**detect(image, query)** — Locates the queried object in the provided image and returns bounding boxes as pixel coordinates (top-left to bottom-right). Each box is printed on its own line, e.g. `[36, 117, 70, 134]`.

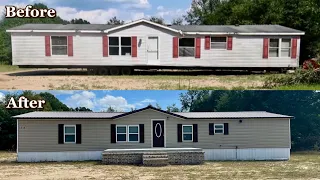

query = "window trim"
[51, 36, 68, 56]
[108, 36, 132, 56]
[116, 125, 127, 142]
[214, 124, 224, 134]
[178, 38, 195, 57]
[269, 38, 292, 58]
[210, 36, 227, 50]
[128, 125, 139, 142]
[182, 125, 193, 142]
[64, 125, 76, 144]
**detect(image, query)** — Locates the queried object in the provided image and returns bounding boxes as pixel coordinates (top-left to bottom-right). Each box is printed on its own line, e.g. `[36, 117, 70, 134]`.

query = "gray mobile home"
[14, 106, 293, 164]
[7, 19, 304, 75]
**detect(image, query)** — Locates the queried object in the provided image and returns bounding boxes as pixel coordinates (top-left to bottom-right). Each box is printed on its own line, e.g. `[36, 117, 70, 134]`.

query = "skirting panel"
[203, 148, 290, 161]
[17, 151, 103, 162]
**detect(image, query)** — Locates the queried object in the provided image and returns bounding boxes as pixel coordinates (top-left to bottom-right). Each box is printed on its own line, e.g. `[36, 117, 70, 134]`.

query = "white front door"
[147, 37, 159, 65]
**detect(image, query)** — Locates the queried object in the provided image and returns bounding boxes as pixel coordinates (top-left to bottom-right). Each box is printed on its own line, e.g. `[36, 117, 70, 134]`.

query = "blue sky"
[0, 0, 192, 23]
[0, 90, 185, 112]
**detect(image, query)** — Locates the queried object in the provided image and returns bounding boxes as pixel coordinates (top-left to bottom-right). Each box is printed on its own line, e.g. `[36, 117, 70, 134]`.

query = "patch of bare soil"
[0, 69, 264, 90]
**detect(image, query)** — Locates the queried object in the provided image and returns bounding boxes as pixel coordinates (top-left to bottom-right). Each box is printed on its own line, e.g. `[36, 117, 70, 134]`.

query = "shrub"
[264, 68, 320, 88]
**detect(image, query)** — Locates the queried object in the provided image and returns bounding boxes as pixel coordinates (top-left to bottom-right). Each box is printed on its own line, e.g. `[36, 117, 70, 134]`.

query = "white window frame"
[64, 125, 76, 143]
[51, 36, 68, 56]
[214, 124, 224, 134]
[182, 125, 193, 142]
[269, 38, 292, 58]
[128, 125, 139, 142]
[210, 36, 227, 49]
[179, 38, 195, 57]
[116, 125, 139, 142]
[109, 36, 132, 56]
[116, 125, 127, 142]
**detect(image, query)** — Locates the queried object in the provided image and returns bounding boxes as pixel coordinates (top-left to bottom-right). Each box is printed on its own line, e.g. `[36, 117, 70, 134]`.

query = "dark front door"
[153, 120, 165, 147]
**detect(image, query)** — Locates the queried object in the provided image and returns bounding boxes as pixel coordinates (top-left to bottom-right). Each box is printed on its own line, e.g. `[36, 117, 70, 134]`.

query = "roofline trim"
[6, 30, 32, 33]
[184, 32, 305, 36]
[79, 30, 103, 33]
[6, 30, 77, 33]
[104, 19, 182, 34]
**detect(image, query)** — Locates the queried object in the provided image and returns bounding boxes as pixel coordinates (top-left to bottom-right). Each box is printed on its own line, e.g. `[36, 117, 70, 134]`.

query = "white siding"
[11, 23, 300, 68]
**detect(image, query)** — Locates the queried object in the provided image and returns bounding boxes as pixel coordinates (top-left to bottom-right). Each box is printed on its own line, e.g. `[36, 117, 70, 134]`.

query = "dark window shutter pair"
[177, 124, 198, 142]
[58, 124, 81, 144]
[209, 123, 229, 135]
[110, 124, 144, 143]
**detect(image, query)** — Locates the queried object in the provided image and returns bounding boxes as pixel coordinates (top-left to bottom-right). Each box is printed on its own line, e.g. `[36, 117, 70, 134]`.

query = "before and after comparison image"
[0, 0, 320, 180]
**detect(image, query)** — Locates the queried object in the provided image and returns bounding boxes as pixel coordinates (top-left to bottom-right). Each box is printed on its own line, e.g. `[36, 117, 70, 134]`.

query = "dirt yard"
[0, 68, 265, 90]
[0, 152, 319, 180]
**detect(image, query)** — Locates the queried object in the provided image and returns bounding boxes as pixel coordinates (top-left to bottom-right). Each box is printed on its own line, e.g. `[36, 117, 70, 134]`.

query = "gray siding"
[11, 23, 299, 68]
[18, 109, 290, 152]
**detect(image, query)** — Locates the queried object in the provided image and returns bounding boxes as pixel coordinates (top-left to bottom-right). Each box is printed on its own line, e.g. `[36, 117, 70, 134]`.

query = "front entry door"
[152, 120, 165, 147]
[147, 37, 159, 65]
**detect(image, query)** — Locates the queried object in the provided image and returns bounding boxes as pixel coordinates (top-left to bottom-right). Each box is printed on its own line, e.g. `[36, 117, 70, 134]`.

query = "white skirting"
[17, 151, 103, 162]
[17, 148, 290, 162]
[203, 148, 290, 161]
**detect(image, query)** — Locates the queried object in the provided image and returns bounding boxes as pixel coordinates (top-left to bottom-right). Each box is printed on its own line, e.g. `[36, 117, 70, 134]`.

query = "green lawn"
[274, 84, 320, 90]
[0, 65, 23, 72]
[0, 151, 319, 180]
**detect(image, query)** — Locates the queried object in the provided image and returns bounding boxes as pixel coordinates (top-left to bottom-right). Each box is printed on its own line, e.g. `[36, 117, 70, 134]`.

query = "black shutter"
[111, 124, 116, 143]
[209, 123, 214, 135]
[177, 124, 182, 142]
[193, 124, 198, 142]
[139, 124, 144, 143]
[58, 124, 64, 144]
[76, 124, 81, 144]
[224, 123, 229, 135]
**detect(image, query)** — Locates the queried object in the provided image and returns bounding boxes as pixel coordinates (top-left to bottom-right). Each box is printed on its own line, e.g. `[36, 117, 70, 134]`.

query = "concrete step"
[143, 157, 169, 167]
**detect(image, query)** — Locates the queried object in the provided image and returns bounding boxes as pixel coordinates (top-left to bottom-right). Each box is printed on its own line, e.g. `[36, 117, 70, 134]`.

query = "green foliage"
[107, 17, 124, 25]
[166, 103, 180, 112]
[172, 18, 184, 25]
[70, 18, 90, 24]
[149, 16, 165, 25]
[185, 0, 320, 62]
[180, 90, 320, 151]
[264, 69, 320, 88]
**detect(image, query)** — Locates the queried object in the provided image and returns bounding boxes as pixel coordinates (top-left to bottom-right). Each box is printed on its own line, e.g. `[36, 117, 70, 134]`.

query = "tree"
[104, 106, 117, 112]
[70, 18, 90, 24]
[166, 103, 180, 112]
[155, 103, 162, 110]
[149, 16, 165, 25]
[70, 107, 92, 111]
[172, 17, 184, 25]
[107, 17, 124, 25]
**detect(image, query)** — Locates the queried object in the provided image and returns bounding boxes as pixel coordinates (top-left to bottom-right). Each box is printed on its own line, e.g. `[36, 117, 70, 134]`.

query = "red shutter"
[173, 37, 179, 58]
[132, 36, 138, 57]
[205, 36, 210, 50]
[103, 36, 108, 57]
[67, 36, 73, 57]
[195, 37, 201, 58]
[227, 36, 233, 50]
[291, 38, 298, 59]
[263, 38, 269, 59]
[45, 36, 51, 56]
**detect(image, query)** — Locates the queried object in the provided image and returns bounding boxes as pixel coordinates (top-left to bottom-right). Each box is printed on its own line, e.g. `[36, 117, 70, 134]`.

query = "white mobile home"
[14, 106, 293, 164]
[7, 19, 305, 75]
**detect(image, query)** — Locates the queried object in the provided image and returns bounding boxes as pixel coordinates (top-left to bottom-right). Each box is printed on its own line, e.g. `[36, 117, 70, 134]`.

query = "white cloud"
[105, 0, 150, 9]
[97, 95, 135, 111]
[55, 6, 118, 24]
[141, 99, 156, 103]
[157, 6, 164, 11]
[65, 91, 96, 109]
[0, 92, 5, 102]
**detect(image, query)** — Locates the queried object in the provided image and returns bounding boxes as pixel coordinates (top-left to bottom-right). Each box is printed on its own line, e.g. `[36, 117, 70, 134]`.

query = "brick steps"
[143, 152, 169, 166]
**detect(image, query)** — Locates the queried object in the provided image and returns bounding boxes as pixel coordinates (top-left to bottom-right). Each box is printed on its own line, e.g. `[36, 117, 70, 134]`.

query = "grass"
[273, 84, 320, 90]
[0, 151, 319, 180]
[0, 65, 22, 72]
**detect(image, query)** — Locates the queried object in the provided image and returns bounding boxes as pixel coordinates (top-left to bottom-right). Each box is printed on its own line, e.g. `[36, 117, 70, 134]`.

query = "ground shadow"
[7, 69, 266, 77]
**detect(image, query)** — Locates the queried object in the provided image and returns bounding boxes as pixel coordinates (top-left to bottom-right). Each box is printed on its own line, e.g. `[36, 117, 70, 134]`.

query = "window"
[121, 37, 132, 56]
[182, 125, 193, 141]
[64, 125, 76, 143]
[109, 37, 120, 55]
[269, 39, 279, 57]
[179, 38, 195, 57]
[116, 125, 127, 142]
[51, 36, 68, 55]
[109, 37, 132, 56]
[128, 125, 139, 142]
[211, 37, 227, 49]
[116, 125, 139, 142]
[214, 124, 224, 134]
[281, 39, 291, 57]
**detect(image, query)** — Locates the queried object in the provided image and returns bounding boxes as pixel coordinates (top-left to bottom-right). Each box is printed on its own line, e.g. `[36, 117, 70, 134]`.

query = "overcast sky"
[0, 0, 191, 23]
[0, 90, 185, 112]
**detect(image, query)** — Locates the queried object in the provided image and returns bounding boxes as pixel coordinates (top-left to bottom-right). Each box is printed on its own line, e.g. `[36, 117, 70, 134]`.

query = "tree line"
[179, 90, 320, 151]
[1, 0, 319, 64]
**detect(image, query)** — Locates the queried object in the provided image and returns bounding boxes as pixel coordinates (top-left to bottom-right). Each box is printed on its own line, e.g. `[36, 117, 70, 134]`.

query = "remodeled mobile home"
[6, 19, 305, 75]
[14, 106, 292, 164]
